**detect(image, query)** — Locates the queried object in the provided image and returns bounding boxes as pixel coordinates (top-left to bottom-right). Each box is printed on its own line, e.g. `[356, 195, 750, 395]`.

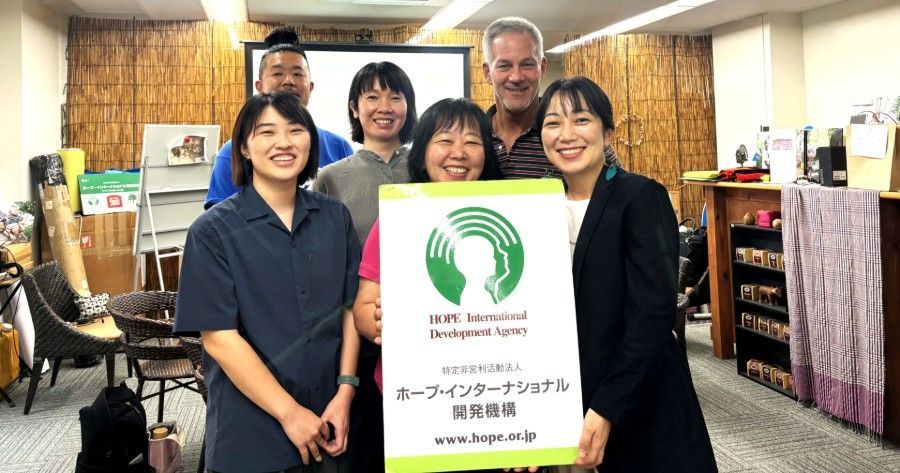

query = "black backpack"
[75, 384, 150, 473]
[678, 218, 709, 288]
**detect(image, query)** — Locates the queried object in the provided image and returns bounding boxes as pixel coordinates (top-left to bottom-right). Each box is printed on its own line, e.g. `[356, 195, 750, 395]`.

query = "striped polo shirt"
[487, 103, 622, 180]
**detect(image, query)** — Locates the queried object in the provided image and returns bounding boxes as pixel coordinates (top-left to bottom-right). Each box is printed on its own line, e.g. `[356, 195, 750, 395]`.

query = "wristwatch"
[336, 375, 360, 388]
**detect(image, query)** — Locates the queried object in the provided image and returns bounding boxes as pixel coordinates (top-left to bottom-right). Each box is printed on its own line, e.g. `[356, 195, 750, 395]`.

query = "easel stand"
[133, 125, 220, 305]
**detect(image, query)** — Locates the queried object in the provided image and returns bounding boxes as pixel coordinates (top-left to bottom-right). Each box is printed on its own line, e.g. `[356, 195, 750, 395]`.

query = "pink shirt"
[358, 220, 383, 392]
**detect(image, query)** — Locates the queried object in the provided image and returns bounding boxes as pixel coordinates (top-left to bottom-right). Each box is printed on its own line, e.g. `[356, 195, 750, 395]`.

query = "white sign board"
[379, 179, 583, 472]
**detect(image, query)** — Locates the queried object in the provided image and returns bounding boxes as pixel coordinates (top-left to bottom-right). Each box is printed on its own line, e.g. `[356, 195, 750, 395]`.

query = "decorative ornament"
[772, 218, 782, 230]
[742, 212, 755, 225]
[735, 144, 748, 166]
[614, 114, 645, 148]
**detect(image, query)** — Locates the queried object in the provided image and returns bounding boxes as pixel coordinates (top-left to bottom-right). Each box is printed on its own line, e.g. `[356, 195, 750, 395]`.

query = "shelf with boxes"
[731, 222, 796, 399]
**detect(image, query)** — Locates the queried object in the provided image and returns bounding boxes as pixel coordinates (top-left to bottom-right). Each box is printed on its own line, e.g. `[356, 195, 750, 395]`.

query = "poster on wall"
[379, 179, 583, 472]
[167, 135, 209, 166]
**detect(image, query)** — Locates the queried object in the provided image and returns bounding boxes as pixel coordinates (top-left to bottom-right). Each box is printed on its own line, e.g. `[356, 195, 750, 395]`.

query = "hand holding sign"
[373, 297, 383, 345]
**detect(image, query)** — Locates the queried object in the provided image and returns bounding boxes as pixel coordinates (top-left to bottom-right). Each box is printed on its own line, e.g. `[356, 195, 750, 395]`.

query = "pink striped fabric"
[782, 183, 885, 435]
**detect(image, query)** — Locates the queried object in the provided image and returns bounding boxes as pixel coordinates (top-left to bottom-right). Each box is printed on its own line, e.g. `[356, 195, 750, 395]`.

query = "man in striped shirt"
[482, 17, 620, 179]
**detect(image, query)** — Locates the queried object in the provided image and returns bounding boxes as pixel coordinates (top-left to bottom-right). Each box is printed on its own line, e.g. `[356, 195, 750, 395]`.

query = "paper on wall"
[849, 124, 889, 159]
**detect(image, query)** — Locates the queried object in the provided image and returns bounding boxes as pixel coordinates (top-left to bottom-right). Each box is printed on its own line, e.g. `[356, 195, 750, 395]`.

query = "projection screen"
[244, 42, 472, 150]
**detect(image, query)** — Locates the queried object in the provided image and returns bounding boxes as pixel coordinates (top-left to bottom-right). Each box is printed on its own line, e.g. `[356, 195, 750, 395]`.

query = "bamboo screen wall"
[64, 18, 489, 290]
[64, 17, 489, 172]
[563, 34, 716, 222]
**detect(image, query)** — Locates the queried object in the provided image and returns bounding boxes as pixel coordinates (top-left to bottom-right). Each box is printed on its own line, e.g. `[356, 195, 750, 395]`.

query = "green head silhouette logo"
[426, 207, 524, 305]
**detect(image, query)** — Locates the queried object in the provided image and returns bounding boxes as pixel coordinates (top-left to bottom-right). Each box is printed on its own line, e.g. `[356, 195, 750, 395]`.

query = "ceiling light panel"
[326, 0, 449, 5]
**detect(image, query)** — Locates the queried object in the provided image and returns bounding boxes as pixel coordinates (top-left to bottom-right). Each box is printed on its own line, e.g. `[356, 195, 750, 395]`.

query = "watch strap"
[337, 375, 359, 388]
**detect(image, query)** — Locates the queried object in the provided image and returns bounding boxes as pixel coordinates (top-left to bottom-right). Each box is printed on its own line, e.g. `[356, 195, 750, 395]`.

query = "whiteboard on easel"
[134, 124, 220, 292]
[135, 124, 220, 255]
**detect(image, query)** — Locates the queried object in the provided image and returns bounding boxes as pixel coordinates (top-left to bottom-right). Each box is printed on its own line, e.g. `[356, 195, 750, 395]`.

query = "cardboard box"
[736, 247, 755, 263]
[741, 284, 760, 301]
[768, 252, 784, 270]
[757, 316, 771, 334]
[79, 212, 137, 295]
[775, 371, 793, 391]
[78, 172, 140, 215]
[747, 359, 763, 378]
[770, 320, 784, 338]
[752, 249, 770, 265]
[742, 312, 758, 329]
[762, 364, 782, 384]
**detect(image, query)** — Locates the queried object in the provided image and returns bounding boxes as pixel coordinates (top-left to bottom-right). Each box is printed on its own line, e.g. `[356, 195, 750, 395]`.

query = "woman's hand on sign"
[574, 408, 611, 468]
[280, 404, 329, 465]
[373, 297, 383, 345]
[352, 278, 383, 345]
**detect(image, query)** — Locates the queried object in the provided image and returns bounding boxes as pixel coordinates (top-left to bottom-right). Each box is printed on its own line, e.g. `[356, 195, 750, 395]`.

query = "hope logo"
[425, 207, 524, 305]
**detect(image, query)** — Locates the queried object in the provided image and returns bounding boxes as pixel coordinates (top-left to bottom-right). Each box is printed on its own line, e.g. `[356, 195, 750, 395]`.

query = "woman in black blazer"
[536, 77, 717, 472]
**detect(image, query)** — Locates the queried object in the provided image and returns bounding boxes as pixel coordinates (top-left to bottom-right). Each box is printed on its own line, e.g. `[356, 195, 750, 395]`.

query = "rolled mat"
[59, 148, 86, 213]
[29, 154, 90, 296]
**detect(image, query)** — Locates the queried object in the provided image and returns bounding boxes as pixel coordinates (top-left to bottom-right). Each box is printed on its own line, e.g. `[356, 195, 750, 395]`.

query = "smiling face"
[240, 105, 310, 189]
[255, 51, 314, 106]
[540, 92, 610, 181]
[352, 80, 407, 146]
[483, 31, 547, 114]
[424, 122, 486, 183]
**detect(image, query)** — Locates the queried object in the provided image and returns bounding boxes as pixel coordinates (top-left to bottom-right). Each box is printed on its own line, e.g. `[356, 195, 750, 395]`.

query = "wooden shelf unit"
[731, 223, 795, 399]
[685, 181, 900, 444]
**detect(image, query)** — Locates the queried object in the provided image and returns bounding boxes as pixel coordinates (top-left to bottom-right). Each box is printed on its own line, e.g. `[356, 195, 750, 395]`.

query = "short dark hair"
[258, 26, 309, 79]
[231, 91, 319, 187]
[347, 61, 417, 144]
[536, 76, 615, 133]
[407, 98, 502, 183]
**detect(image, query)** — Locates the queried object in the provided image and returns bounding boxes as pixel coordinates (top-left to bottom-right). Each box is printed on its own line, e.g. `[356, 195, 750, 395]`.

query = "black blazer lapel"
[573, 165, 618, 293]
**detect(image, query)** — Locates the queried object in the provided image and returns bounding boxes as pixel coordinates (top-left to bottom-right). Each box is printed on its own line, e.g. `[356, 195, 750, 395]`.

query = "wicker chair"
[178, 336, 206, 400]
[20, 262, 123, 415]
[675, 257, 711, 351]
[179, 336, 207, 473]
[107, 291, 198, 422]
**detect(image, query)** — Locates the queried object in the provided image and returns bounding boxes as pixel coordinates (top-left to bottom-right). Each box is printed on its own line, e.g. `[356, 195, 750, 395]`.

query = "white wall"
[0, 0, 66, 203]
[712, 0, 900, 169]
[712, 15, 767, 168]
[712, 12, 808, 169]
[802, 0, 900, 126]
[764, 12, 805, 130]
[0, 0, 24, 202]
[22, 0, 67, 188]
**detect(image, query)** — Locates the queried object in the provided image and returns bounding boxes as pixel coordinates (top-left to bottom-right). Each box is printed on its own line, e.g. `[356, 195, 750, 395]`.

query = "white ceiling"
[39, 0, 846, 38]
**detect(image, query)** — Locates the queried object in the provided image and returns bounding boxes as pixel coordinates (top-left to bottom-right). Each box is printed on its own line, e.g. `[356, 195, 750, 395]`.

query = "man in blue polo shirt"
[204, 27, 352, 210]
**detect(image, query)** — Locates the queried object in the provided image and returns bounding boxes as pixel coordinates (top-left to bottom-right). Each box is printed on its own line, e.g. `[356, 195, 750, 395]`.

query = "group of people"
[175, 15, 717, 473]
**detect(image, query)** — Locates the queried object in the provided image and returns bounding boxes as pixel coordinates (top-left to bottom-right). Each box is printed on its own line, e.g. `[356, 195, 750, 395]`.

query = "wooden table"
[687, 181, 900, 443]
